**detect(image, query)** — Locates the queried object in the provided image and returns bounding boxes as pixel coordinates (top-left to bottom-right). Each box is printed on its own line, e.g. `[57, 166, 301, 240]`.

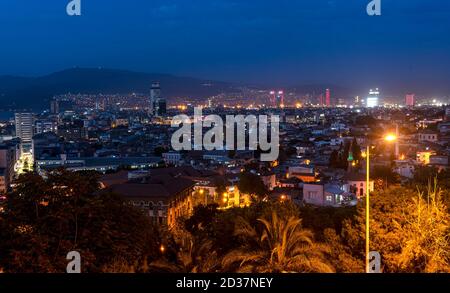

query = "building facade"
[15, 113, 34, 153]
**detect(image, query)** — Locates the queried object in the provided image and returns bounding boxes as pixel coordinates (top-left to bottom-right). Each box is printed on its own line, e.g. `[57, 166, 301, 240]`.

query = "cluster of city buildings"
[1, 83, 450, 226]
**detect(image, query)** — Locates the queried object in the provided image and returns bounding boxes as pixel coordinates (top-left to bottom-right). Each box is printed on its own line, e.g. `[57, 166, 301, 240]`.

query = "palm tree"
[150, 230, 219, 273]
[222, 212, 334, 273]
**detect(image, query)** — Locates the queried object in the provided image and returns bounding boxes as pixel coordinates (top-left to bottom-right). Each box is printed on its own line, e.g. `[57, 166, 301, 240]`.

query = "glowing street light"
[384, 134, 397, 142]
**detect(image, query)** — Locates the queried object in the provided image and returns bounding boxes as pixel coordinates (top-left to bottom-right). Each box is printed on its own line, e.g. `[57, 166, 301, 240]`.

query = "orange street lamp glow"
[384, 134, 397, 142]
[160, 244, 165, 253]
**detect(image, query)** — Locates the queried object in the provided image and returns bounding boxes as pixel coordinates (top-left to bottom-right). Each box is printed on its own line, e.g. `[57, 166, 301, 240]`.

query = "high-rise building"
[50, 99, 59, 114]
[269, 91, 276, 107]
[15, 113, 34, 153]
[366, 88, 380, 108]
[150, 82, 161, 114]
[154, 98, 167, 117]
[325, 89, 331, 107]
[276, 91, 285, 108]
[269, 90, 284, 108]
[405, 94, 415, 107]
[150, 82, 167, 117]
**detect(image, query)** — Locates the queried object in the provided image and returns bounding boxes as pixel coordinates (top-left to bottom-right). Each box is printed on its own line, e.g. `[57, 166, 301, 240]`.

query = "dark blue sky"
[1, 0, 450, 94]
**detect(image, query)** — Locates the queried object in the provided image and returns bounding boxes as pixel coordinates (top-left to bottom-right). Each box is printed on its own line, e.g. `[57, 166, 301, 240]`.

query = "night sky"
[1, 0, 450, 94]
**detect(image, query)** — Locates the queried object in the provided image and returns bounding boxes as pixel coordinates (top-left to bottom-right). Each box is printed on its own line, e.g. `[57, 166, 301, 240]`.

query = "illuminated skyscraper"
[269, 91, 276, 107]
[14, 113, 34, 153]
[366, 88, 380, 108]
[50, 99, 59, 114]
[270, 90, 285, 108]
[150, 82, 161, 113]
[405, 93, 415, 107]
[150, 82, 167, 117]
[325, 89, 331, 107]
[276, 91, 285, 108]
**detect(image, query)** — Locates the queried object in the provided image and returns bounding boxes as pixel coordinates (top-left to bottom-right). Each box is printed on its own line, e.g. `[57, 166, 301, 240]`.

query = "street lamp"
[384, 134, 397, 142]
[365, 134, 397, 273]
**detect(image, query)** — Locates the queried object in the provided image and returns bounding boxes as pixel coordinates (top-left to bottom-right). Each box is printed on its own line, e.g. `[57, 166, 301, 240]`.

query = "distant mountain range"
[0, 68, 238, 110]
[0, 68, 354, 110]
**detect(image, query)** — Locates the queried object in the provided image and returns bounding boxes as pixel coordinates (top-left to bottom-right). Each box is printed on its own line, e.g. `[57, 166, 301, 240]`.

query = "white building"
[342, 173, 375, 199]
[394, 160, 415, 179]
[303, 183, 357, 207]
[366, 88, 380, 108]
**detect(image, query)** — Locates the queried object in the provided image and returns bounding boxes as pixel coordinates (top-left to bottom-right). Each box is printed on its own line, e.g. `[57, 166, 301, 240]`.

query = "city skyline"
[1, 0, 450, 280]
[1, 0, 450, 95]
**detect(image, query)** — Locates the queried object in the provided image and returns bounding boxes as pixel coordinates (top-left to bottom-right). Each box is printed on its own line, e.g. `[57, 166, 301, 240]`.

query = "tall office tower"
[405, 93, 415, 107]
[270, 91, 276, 107]
[325, 89, 331, 107]
[50, 99, 59, 114]
[366, 88, 380, 108]
[276, 91, 285, 108]
[154, 98, 167, 117]
[150, 82, 167, 117]
[15, 113, 34, 153]
[150, 82, 161, 114]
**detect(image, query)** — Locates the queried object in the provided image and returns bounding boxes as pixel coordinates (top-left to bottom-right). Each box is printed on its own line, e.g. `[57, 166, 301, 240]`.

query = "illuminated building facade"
[14, 113, 34, 153]
[405, 94, 415, 107]
[366, 88, 380, 108]
[270, 90, 285, 108]
[325, 88, 331, 107]
[150, 82, 167, 117]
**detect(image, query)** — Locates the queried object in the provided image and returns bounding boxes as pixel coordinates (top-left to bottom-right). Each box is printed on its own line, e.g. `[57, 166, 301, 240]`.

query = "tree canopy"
[0, 170, 161, 273]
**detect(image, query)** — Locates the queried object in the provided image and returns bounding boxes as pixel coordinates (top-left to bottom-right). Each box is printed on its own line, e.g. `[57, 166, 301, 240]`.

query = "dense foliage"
[0, 170, 161, 273]
[1, 170, 449, 273]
